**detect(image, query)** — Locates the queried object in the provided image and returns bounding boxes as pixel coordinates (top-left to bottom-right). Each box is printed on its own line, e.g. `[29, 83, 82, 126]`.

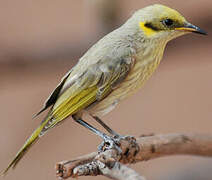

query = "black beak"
[175, 23, 207, 35]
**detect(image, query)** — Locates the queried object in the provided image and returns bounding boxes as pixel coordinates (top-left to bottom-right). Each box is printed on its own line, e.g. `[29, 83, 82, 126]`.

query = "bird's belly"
[88, 57, 161, 117]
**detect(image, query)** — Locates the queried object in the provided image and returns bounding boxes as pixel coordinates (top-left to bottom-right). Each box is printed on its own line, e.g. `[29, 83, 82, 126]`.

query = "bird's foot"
[98, 134, 121, 153]
[72, 115, 138, 157]
[98, 134, 137, 156]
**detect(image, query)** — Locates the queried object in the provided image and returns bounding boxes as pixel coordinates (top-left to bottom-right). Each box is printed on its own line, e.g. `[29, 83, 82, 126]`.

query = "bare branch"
[99, 162, 146, 180]
[56, 133, 212, 179]
[134, 133, 212, 162]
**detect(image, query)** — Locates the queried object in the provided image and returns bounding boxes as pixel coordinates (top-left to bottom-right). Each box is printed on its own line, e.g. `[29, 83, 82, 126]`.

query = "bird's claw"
[98, 134, 134, 154]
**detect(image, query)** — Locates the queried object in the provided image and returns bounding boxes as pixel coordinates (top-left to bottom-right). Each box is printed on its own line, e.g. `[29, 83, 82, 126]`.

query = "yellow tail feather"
[1, 124, 44, 176]
[1, 86, 98, 176]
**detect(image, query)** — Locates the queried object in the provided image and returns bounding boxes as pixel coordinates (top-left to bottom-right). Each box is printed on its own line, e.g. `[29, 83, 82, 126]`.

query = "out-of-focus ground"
[0, 0, 212, 180]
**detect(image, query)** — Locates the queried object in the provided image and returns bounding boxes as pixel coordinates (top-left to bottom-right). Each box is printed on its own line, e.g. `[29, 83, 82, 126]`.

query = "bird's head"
[129, 4, 207, 43]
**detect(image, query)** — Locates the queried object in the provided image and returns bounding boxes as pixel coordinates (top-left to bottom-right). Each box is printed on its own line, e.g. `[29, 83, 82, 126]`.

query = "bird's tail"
[1, 116, 50, 176]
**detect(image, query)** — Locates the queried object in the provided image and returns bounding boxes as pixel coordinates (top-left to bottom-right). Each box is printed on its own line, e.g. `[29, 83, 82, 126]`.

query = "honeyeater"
[2, 4, 207, 175]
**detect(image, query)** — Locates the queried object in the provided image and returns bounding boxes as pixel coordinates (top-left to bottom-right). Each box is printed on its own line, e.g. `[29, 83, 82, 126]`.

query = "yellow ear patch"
[139, 22, 156, 37]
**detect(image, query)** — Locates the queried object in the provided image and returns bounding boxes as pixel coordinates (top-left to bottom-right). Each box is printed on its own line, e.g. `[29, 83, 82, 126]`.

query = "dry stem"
[56, 133, 212, 180]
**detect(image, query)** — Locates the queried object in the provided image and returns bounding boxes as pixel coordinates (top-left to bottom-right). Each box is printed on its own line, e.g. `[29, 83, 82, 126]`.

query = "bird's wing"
[33, 70, 72, 117]
[96, 56, 134, 100]
[40, 56, 134, 134]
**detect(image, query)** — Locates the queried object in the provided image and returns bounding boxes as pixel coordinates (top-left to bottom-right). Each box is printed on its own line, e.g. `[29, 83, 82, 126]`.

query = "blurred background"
[0, 0, 212, 179]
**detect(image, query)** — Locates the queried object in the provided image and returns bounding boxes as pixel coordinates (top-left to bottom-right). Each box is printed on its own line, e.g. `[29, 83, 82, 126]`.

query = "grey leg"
[72, 115, 122, 152]
[72, 115, 107, 139]
[92, 116, 119, 137]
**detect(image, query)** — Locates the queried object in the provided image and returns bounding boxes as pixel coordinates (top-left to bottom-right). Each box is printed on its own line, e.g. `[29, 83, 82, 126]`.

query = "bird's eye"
[163, 19, 174, 27]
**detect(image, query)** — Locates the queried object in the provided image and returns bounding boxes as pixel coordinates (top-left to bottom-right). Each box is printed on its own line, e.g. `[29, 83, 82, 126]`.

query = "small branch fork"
[55, 133, 212, 180]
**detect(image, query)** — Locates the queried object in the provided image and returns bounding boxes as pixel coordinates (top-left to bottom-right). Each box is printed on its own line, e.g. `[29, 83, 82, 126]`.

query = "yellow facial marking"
[139, 22, 156, 37]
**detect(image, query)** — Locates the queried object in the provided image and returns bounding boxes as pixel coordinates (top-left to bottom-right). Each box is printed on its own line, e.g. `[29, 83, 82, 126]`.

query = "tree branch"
[55, 133, 212, 179]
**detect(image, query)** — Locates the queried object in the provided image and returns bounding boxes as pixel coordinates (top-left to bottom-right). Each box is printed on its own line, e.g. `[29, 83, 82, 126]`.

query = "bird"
[2, 4, 207, 175]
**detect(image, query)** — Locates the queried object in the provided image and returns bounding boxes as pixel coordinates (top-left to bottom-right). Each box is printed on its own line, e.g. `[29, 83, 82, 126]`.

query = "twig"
[56, 133, 212, 179]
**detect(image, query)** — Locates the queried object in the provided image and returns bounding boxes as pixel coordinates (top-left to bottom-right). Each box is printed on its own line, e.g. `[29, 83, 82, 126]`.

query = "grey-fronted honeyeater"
[2, 4, 207, 175]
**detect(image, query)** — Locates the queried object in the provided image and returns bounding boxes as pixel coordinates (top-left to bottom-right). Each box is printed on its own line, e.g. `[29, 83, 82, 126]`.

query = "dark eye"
[163, 19, 174, 27]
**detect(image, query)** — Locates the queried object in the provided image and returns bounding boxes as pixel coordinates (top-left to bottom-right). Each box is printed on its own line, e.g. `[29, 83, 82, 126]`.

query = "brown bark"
[56, 133, 212, 180]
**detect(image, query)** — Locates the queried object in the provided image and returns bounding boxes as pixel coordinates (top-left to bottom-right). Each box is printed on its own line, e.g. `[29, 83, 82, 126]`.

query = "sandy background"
[0, 0, 212, 180]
